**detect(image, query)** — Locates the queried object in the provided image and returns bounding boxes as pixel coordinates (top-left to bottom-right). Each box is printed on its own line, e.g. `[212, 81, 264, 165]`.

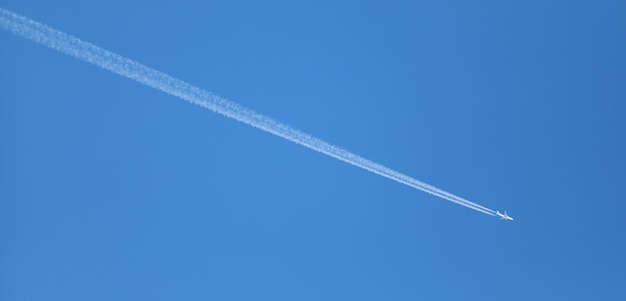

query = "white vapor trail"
[1, 7, 497, 217]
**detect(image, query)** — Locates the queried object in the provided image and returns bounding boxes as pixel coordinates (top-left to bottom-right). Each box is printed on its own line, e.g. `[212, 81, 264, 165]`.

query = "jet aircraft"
[496, 210, 514, 221]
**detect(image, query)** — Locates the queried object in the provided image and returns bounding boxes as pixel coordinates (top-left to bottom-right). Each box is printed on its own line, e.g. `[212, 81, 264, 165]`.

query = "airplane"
[496, 210, 514, 221]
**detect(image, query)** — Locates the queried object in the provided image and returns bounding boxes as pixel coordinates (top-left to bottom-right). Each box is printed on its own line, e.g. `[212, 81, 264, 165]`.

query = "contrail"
[1, 7, 497, 217]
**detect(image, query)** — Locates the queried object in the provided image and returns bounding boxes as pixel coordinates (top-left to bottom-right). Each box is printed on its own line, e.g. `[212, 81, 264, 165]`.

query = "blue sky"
[2, 1, 625, 300]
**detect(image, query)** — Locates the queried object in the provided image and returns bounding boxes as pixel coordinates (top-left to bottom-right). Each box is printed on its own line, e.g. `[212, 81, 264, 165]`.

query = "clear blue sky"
[2, 1, 625, 300]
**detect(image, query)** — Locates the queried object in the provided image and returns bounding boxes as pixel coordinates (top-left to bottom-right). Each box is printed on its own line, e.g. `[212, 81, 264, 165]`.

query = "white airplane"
[496, 210, 514, 221]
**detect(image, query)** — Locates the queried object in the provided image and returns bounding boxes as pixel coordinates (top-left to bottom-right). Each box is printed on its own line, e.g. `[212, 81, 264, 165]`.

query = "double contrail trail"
[1, 7, 498, 217]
